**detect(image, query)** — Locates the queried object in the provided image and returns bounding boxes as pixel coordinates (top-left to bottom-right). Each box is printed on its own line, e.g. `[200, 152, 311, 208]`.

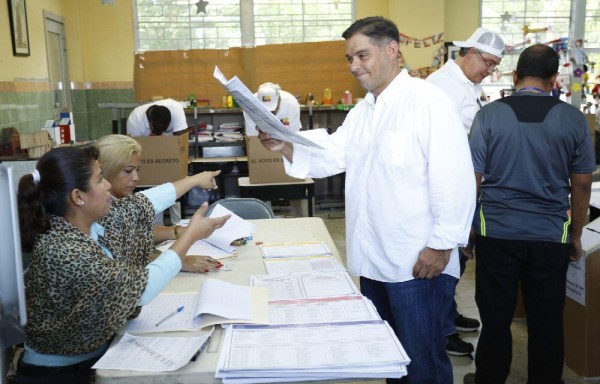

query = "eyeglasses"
[475, 50, 500, 71]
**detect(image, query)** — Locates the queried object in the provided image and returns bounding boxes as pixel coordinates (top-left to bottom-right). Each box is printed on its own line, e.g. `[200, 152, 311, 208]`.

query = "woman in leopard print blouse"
[16, 145, 230, 384]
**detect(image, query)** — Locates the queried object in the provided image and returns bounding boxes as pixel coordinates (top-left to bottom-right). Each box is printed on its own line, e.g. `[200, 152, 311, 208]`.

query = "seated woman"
[16, 145, 230, 384]
[96, 134, 220, 273]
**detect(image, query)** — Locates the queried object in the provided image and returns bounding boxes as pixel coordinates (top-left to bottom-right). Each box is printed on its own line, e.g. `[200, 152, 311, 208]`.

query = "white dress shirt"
[427, 59, 484, 134]
[285, 71, 475, 283]
[127, 99, 188, 137]
[244, 90, 301, 136]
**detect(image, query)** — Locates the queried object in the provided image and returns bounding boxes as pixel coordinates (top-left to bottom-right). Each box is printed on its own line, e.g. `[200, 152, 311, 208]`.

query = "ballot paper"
[259, 241, 331, 258]
[213, 66, 322, 149]
[263, 255, 345, 275]
[92, 331, 211, 372]
[124, 278, 269, 333]
[251, 271, 361, 301]
[268, 295, 381, 325]
[215, 320, 410, 382]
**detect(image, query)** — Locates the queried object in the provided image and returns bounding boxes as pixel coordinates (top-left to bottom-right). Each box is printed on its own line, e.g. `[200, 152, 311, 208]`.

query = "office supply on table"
[215, 320, 410, 383]
[263, 255, 345, 275]
[213, 66, 322, 149]
[251, 271, 361, 300]
[155, 305, 184, 327]
[125, 278, 269, 333]
[93, 331, 212, 372]
[259, 241, 331, 258]
[268, 295, 381, 325]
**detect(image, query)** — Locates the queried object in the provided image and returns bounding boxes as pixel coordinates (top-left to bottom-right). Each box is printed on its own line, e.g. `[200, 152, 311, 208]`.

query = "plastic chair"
[205, 198, 275, 219]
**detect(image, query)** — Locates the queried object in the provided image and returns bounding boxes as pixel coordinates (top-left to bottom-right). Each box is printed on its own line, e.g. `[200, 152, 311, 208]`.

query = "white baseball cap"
[453, 28, 506, 59]
[256, 82, 281, 112]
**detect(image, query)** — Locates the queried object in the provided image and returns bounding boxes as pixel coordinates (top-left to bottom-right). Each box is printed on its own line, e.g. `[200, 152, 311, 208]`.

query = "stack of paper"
[215, 320, 410, 383]
[251, 271, 361, 301]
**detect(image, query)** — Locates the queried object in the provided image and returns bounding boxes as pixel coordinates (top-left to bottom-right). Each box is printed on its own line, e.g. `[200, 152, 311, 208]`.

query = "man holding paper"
[257, 17, 475, 383]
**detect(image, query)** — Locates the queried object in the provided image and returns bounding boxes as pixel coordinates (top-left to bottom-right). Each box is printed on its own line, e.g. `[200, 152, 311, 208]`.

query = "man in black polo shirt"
[464, 44, 595, 384]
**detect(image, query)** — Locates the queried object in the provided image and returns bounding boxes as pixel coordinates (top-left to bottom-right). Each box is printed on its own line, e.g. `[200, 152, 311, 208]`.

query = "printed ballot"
[125, 278, 269, 333]
[213, 66, 322, 149]
[259, 241, 331, 258]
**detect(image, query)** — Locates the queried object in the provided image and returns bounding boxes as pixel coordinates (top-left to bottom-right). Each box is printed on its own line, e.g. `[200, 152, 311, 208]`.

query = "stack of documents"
[216, 321, 410, 383]
[259, 241, 345, 275]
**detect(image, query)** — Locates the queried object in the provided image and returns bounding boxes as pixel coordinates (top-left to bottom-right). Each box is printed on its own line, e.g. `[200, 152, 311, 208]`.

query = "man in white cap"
[243, 82, 301, 136]
[427, 27, 505, 357]
[243, 83, 304, 216]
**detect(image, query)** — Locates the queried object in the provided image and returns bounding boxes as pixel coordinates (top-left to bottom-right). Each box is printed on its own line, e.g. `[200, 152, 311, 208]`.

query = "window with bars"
[134, 0, 353, 51]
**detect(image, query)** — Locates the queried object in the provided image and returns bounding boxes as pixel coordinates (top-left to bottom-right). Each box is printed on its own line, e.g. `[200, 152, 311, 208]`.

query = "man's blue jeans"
[444, 251, 468, 336]
[360, 274, 455, 384]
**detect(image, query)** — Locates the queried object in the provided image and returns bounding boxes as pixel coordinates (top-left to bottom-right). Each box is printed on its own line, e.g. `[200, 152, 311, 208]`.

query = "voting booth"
[564, 218, 600, 378]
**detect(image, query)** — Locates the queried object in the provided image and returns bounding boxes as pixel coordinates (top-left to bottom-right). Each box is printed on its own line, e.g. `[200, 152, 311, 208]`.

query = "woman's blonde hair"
[96, 134, 142, 183]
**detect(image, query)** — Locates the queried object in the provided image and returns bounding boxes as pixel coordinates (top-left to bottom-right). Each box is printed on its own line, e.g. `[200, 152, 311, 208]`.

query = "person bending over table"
[96, 134, 222, 274]
[16, 145, 230, 384]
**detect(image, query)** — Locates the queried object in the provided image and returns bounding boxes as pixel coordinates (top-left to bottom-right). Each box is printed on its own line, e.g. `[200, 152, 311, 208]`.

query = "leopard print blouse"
[25, 193, 156, 355]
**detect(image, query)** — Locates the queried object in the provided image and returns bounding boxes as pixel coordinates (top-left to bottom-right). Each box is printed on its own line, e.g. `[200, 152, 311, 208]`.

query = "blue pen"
[155, 306, 185, 327]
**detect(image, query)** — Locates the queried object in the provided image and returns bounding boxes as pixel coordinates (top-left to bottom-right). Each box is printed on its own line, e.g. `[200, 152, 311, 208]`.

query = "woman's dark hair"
[516, 44, 559, 81]
[342, 16, 399, 48]
[18, 145, 99, 252]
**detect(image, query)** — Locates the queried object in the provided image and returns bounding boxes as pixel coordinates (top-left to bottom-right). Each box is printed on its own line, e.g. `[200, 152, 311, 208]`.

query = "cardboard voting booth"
[134, 133, 189, 185]
[246, 137, 302, 184]
[564, 218, 600, 378]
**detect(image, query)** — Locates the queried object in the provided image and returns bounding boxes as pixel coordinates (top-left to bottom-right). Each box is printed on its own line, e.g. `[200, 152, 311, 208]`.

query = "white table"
[95, 217, 342, 384]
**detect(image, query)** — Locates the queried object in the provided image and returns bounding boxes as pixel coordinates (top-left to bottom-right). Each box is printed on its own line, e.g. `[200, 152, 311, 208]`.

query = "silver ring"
[426, 274, 432, 278]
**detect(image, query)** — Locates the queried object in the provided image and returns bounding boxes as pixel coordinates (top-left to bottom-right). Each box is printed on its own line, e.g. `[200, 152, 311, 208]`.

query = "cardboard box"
[564, 218, 600, 378]
[134, 133, 189, 185]
[246, 137, 302, 184]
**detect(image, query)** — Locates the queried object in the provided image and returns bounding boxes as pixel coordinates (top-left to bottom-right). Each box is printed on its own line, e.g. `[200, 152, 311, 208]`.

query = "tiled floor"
[315, 209, 600, 384]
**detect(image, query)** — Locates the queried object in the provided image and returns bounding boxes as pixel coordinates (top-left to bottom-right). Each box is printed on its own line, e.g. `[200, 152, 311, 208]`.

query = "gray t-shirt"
[470, 92, 595, 243]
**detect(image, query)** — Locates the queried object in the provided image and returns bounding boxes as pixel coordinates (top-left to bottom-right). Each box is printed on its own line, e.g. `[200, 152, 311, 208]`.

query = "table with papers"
[95, 218, 406, 383]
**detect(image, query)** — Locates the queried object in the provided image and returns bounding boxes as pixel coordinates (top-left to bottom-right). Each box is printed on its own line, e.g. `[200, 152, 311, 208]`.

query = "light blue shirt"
[24, 183, 182, 366]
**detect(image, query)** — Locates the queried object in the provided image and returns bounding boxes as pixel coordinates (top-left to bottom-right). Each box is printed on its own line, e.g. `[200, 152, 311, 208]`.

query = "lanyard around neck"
[517, 86, 546, 93]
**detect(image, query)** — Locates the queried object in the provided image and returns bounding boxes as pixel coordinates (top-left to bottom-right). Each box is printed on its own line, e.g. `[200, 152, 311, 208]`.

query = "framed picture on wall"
[444, 42, 460, 63]
[7, 0, 30, 56]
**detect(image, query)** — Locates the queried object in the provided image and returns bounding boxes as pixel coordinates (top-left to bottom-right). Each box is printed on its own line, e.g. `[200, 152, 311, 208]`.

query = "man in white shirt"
[427, 27, 505, 357]
[243, 82, 301, 136]
[127, 99, 188, 137]
[258, 16, 475, 383]
[127, 98, 190, 224]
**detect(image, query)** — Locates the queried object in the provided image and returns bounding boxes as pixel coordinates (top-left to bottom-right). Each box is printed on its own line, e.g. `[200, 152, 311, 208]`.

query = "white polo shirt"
[243, 90, 301, 136]
[127, 99, 188, 137]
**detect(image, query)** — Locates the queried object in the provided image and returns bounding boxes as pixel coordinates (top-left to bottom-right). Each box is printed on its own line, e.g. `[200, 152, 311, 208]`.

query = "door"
[43, 11, 71, 121]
